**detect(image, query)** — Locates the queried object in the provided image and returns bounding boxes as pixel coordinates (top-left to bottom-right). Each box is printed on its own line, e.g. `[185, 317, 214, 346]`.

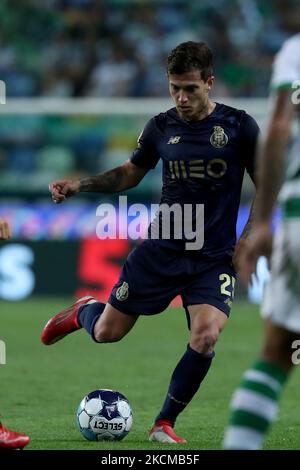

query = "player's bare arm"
[256, 89, 295, 224]
[240, 89, 295, 283]
[0, 219, 12, 240]
[50, 161, 148, 203]
[232, 172, 258, 274]
[79, 161, 148, 193]
[232, 192, 259, 274]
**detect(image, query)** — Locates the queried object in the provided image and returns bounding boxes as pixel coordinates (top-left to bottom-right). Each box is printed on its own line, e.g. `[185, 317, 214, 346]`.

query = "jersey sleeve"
[130, 118, 160, 169]
[271, 35, 300, 90]
[239, 113, 260, 180]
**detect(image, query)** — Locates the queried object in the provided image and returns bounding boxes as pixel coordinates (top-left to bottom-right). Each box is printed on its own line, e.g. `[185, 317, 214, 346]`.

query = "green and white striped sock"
[223, 360, 288, 449]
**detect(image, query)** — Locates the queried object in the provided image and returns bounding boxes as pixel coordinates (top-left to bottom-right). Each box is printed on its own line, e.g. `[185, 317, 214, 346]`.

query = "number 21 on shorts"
[219, 273, 236, 299]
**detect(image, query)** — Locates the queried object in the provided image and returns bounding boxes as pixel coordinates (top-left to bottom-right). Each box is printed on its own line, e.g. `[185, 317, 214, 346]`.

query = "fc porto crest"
[116, 281, 129, 301]
[210, 126, 228, 148]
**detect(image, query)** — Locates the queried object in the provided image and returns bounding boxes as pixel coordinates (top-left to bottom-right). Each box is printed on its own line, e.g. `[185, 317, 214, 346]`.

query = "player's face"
[168, 70, 214, 121]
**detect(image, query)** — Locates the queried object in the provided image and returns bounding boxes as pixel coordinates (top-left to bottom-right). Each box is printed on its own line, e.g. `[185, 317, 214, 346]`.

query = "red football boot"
[149, 419, 187, 444]
[0, 422, 30, 450]
[41, 296, 97, 345]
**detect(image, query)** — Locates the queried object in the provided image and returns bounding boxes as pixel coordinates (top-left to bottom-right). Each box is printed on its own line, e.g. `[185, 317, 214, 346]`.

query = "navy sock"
[156, 344, 214, 426]
[78, 302, 105, 342]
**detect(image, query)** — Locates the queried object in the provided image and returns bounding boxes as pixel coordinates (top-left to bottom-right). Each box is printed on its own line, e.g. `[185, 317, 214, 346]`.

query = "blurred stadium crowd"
[0, 0, 295, 196]
[0, 0, 294, 98]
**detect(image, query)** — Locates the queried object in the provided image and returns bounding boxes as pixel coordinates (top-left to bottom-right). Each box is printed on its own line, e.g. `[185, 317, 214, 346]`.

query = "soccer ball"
[76, 389, 133, 441]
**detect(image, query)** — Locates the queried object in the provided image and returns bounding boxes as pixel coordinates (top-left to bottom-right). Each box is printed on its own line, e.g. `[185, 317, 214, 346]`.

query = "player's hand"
[232, 238, 253, 275]
[239, 222, 273, 285]
[0, 219, 12, 240]
[49, 179, 80, 204]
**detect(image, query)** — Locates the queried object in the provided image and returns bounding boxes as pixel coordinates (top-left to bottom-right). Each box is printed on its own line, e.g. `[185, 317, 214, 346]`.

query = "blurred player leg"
[223, 321, 293, 449]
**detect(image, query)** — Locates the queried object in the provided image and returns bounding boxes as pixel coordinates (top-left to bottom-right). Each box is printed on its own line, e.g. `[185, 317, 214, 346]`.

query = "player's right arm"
[50, 118, 160, 204]
[50, 161, 149, 203]
[0, 218, 12, 240]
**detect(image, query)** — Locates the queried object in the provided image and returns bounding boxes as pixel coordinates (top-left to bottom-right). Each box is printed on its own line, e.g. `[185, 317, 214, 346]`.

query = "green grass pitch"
[0, 298, 299, 450]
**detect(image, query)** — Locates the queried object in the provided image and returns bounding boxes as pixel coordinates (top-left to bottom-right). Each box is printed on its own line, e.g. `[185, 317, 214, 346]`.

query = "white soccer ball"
[77, 389, 133, 441]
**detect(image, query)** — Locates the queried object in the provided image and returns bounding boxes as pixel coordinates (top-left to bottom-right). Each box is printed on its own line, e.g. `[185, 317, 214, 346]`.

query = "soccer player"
[223, 31, 300, 449]
[41, 41, 259, 444]
[0, 218, 30, 449]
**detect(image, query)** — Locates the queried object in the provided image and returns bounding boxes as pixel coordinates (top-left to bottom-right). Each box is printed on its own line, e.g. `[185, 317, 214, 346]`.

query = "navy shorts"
[108, 240, 236, 318]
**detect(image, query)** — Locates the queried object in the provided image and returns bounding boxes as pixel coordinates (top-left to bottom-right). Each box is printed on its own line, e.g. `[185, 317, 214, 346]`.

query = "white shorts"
[262, 219, 300, 333]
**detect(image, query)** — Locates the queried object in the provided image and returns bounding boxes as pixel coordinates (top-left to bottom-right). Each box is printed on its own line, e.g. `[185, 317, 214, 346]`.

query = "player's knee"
[93, 324, 123, 343]
[191, 328, 219, 353]
[201, 330, 219, 350]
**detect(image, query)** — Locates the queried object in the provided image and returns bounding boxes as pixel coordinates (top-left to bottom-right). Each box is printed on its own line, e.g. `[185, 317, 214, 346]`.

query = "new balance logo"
[167, 136, 181, 144]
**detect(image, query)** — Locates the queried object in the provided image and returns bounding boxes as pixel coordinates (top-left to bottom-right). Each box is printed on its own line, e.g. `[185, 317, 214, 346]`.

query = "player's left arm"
[232, 113, 260, 273]
[233, 197, 258, 274]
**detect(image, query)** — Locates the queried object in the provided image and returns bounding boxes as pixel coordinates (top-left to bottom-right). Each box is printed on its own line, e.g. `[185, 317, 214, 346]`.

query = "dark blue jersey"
[130, 103, 259, 260]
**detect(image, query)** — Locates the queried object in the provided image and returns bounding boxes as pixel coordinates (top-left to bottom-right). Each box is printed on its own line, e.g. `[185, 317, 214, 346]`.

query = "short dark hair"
[167, 41, 213, 81]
